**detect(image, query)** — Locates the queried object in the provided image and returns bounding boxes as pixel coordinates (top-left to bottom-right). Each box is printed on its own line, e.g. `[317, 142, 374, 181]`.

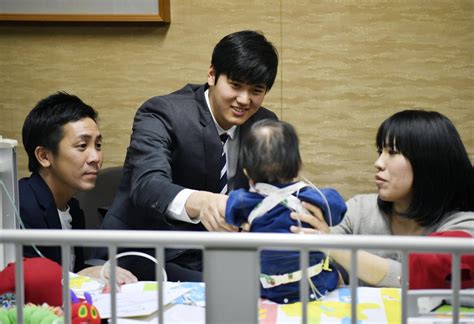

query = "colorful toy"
[0, 290, 101, 323]
[0, 303, 63, 324]
[70, 291, 101, 324]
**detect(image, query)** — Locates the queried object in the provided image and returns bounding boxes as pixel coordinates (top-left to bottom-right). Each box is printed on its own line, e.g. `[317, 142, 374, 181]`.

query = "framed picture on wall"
[0, 0, 170, 22]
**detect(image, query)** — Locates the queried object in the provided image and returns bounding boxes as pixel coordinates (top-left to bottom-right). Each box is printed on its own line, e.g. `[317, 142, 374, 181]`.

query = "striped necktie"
[217, 133, 229, 194]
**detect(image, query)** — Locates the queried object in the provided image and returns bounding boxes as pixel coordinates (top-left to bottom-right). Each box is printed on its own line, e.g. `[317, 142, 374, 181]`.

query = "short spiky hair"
[22, 91, 98, 173]
[376, 109, 474, 226]
[241, 119, 301, 184]
[211, 30, 278, 91]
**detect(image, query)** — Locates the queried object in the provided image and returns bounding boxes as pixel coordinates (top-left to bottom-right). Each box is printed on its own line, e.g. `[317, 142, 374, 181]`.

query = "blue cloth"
[226, 184, 347, 303]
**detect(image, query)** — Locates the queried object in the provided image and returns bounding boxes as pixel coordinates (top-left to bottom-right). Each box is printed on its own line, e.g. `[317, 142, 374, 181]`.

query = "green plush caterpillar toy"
[0, 304, 63, 324]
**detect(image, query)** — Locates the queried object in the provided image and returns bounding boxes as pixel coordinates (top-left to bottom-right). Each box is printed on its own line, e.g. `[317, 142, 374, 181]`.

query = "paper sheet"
[93, 281, 190, 319]
[69, 272, 105, 298]
[259, 287, 402, 323]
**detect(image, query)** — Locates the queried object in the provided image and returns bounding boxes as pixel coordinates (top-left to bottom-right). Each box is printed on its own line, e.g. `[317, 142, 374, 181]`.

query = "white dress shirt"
[57, 206, 76, 271]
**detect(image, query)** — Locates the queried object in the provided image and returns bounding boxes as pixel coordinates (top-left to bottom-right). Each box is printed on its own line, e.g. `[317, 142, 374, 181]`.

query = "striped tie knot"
[220, 133, 229, 144]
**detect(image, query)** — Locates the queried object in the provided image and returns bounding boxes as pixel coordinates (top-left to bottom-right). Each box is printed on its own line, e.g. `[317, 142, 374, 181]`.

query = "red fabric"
[409, 231, 474, 289]
[0, 257, 63, 306]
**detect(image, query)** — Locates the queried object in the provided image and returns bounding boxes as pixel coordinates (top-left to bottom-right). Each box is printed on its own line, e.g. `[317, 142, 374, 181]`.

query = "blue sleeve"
[300, 188, 347, 226]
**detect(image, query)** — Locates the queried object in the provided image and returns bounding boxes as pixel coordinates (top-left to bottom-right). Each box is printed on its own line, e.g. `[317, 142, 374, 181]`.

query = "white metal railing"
[0, 229, 472, 324]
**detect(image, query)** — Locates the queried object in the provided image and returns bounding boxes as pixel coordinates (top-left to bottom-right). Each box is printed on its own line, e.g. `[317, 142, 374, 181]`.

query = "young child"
[225, 119, 347, 303]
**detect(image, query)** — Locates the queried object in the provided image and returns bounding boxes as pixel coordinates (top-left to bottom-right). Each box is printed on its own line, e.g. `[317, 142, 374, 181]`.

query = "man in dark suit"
[19, 92, 137, 284]
[99, 30, 279, 281]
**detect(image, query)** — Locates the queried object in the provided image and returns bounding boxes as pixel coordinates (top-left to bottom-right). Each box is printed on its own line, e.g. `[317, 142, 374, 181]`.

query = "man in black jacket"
[99, 30, 279, 281]
[20, 91, 137, 284]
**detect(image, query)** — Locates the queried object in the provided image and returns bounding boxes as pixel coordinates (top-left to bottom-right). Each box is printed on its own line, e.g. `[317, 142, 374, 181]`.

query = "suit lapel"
[29, 173, 62, 229]
[196, 85, 224, 193]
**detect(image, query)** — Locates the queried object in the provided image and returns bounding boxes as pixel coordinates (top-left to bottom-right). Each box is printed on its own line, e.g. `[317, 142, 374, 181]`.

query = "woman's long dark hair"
[376, 109, 473, 227]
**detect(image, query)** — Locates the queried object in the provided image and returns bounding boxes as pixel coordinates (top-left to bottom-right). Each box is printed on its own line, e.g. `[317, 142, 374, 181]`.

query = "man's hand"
[186, 191, 238, 232]
[77, 266, 138, 285]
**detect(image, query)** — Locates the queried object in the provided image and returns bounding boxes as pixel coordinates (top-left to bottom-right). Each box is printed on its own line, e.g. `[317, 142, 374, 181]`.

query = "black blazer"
[19, 173, 86, 272]
[101, 83, 277, 235]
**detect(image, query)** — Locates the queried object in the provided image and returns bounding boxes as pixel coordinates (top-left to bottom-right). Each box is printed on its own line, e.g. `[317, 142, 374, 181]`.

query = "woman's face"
[374, 146, 414, 212]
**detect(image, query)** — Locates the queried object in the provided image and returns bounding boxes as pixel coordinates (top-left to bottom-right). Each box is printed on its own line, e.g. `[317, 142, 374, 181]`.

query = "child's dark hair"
[241, 119, 301, 184]
[22, 91, 98, 173]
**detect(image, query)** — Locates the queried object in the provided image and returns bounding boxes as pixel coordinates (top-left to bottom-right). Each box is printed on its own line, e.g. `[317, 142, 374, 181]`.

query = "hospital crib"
[0, 229, 472, 324]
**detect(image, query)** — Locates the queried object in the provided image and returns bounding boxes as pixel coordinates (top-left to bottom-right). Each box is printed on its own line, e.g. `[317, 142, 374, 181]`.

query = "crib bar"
[1, 230, 471, 253]
[1, 229, 471, 323]
[300, 248, 309, 324]
[14, 244, 24, 324]
[452, 252, 460, 324]
[350, 249, 357, 324]
[109, 246, 117, 324]
[401, 251, 408, 324]
[61, 244, 71, 324]
[204, 248, 259, 324]
[155, 247, 165, 324]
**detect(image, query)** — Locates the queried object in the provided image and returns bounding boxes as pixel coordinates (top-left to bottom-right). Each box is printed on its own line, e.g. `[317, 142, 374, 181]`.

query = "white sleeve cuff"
[166, 188, 200, 224]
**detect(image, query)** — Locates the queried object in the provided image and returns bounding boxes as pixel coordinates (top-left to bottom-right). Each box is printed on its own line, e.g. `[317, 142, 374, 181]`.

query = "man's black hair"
[22, 91, 98, 173]
[211, 30, 279, 91]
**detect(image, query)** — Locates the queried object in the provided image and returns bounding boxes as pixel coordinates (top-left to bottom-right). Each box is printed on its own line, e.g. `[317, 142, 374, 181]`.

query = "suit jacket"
[19, 173, 86, 272]
[101, 83, 277, 255]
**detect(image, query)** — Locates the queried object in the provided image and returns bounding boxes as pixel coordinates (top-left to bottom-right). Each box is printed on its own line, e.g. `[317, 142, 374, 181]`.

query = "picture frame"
[0, 0, 170, 22]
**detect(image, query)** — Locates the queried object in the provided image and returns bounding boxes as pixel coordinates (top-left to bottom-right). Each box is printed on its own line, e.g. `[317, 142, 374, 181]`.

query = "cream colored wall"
[1, 0, 472, 200]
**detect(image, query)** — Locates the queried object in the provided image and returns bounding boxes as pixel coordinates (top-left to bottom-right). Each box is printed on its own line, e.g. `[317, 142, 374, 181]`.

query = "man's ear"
[207, 65, 216, 86]
[34, 146, 52, 168]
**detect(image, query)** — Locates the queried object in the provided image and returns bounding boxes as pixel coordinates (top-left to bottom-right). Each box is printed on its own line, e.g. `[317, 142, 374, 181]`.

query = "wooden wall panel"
[1, 0, 472, 200]
[281, 1, 473, 198]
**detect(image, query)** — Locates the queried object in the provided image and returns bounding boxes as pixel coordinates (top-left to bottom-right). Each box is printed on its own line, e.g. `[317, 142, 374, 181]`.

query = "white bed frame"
[0, 229, 472, 324]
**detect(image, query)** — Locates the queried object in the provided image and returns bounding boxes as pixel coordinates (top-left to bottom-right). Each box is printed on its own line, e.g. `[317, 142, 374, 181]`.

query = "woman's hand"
[289, 202, 331, 234]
